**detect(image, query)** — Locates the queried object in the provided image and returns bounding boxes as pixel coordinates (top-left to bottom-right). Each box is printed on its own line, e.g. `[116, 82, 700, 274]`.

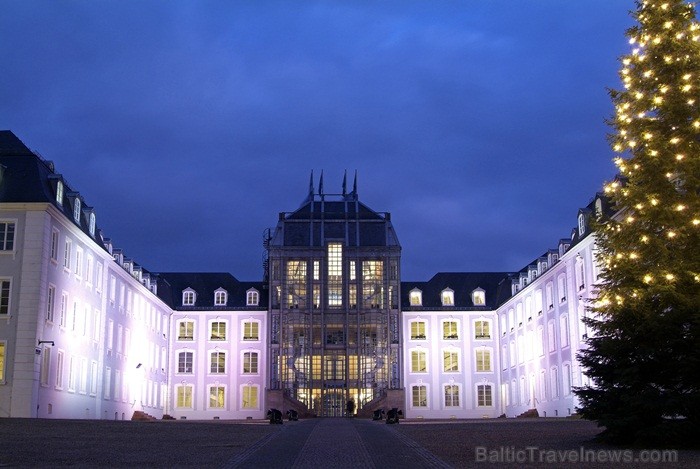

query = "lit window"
[476, 349, 491, 372]
[412, 385, 427, 407]
[178, 351, 193, 373]
[411, 350, 427, 373]
[477, 384, 493, 406]
[445, 385, 460, 407]
[0, 280, 10, 315]
[0, 342, 5, 381]
[472, 288, 486, 305]
[443, 351, 459, 372]
[558, 275, 567, 303]
[443, 321, 458, 340]
[88, 213, 96, 237]
[243, 321, 259, 341]
[0, 222, 15, 251]
[178, 320, 194, 341]
[243, 351, 258, 374]
[441, 289, 454, 306]
[578, 213, 586, 236]
[209, 386, 225, 408]
[242, 385, 258, 409]
[327, 243, 342, 307]
[176, 385, 193, 408]
[474, 320, 491, 340]
[409, 289, 422, 306]
[182, 289, 196, 306]
[410, 321, 426, 340]
[246, 289, 259, 306]
[210, 321, 226, 341]
[74, 247, 83, 278]
[210, 351, 226, 374]
[56, 181, 64, 205]
[214, 289, 227, 306]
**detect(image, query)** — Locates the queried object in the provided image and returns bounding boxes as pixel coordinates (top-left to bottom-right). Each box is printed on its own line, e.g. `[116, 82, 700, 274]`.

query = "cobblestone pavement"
[1, 417, 699, 468]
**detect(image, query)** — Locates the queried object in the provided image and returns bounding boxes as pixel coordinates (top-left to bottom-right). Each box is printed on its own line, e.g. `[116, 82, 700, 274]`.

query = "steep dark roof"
[0, 130, 109, 253]
[402, 272, 513, 310]
[156, 272, 267, 310]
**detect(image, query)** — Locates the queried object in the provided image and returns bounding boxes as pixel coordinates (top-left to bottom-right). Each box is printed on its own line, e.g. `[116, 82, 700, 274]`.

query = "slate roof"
[156, 272, 267, 310]
[402, 272, 513, 310]
[0, 130, 109, 253]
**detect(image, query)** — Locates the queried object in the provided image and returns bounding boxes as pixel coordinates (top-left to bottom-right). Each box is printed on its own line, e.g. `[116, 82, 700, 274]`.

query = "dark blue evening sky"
[0, 1, 634, 281]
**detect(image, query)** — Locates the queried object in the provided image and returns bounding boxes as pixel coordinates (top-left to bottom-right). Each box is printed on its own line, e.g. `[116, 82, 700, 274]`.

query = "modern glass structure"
[265, 174, 402, 416]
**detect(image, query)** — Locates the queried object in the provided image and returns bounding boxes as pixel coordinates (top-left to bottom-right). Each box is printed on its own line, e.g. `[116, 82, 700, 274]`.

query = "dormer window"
[214, 289, 227, 306]
[89, 212, 96, 237]
[595, 198, 603, 217]
[73, 198, 81, 223]
[578, 213, 586, 236]
[409, 289, 422, 306]
[246, 289, 260, 306]
[441, 288, 454, 306]
[56, 180, 64, 205]
[182, 289, 196, 306]
[472, 288, 486, 306]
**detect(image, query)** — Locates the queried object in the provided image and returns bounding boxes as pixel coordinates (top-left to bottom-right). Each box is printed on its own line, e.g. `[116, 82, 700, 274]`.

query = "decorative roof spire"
[342, 170, 347, 196]
[352, 170, 358, 196]
[308, 170, 315, 197]
[319, 170, 324, 195]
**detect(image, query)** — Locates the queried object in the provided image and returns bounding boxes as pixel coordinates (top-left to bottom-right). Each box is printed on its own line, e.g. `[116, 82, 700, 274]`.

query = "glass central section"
[286, 260, 307, 308]
[327, 243, 343, 307]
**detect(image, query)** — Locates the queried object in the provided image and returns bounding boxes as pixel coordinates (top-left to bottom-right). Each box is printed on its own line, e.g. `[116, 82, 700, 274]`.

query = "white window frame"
[177, 320, 195, 341]
[210, 350, 226, 374]
[50, 228, 59, 262]
[242, 350, 259, 374]
[442, 349, 460, 373]
[444, 383, 460, 408]
[214, 289, 227, 306]
[182, 289, 196, 306]
[475, 348, 492, 372]
[0, 279, 11, 316]
[241, 384, 259, 409]
[410, 348, 428, 373]
[246, 289, 260, 306]
[409, 289, 422, 306]
[176, 384, 194, 408]
[177, 350, 194, 374]
[411, 383, 428, 408]
[476, 383, 493, 407]
[409, 319, 426, 340]
[208, 385, 226, 409]
[474, 319, 491, 340]
[242, 319, 260, 341]
[209, 320, 227, 341]
[441, 288, 454, 306]
[472, 288, 486, 306]
[442, 319, 459, 340]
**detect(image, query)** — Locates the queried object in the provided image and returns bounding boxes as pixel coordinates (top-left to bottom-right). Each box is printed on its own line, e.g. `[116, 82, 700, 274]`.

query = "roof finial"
[308, 170, 315, 197]
[342, 170, 347, 196]
[319, 170, 324, 195]
[352, 170, 358, 197]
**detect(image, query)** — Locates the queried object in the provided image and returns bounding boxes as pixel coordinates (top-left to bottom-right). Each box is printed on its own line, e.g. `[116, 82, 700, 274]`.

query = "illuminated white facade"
[0, 131, 602, 420]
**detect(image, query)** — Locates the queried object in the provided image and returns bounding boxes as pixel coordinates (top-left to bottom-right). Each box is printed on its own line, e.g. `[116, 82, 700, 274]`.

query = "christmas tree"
[575, 0, 700, 446]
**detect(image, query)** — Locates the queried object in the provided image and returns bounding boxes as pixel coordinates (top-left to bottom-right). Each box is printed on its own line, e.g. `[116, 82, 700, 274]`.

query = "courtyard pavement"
[0, 417, 697, 468]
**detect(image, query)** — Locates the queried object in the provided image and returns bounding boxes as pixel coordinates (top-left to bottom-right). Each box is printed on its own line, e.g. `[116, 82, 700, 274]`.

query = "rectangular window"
[445, 385, 460, 407]
[327, 243, 343, 307]
[178, 321, 194, 341]
[546, 282, 554, 309]
[243, 321, 259, 341]
[412, 385, 427, 407]
[86, 255, 94, 286]
[443, 351, 459, 372]
[90, 361, 98, 395]
[80, 358, 88, 394]
[362, 260, 384, 308]
[477, 384, 493, 407]
[95, 262, 103, 293]
[349, 260, 356, 281]
[476, 349, 491, 372]
[93, 310, 101, 342]
[59, 292, 68, 327]
[210, 351, 226, 374]
[177, 385, 193, 408]
[411, 350, 427, 373]
[0, 222, 15, 251]
[63, 239, 72, 270]
[55, 350, 64, 388]
[40, 347, 51, 386]
[246, 290, 259, 306]
[475, 321, 491, 339]
[0, 280, 10, 315]
[74, 247, 83, 277]
[242, 385, 258, 409]
[442, 321, 458, 340]
[109, 275, 116, 303]
[558, 275, 567, 303]
[104, 367, 112, 399]
[243, 351, 258, 374]
[68, 356, 77, 391]
[411, 321, 426, 340]
[313, 260, 320, 281]
[210, 321, 226, 341]
[50, 229, 59, 261]
[178, 351, 193, 373]
[209, 386, 225, 408]
[45, 285, 55, 322]
[548, 321, 556, 352]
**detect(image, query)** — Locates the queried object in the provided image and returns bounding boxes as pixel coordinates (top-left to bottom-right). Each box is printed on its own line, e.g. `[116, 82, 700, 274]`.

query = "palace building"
[0, 130, 603, 420]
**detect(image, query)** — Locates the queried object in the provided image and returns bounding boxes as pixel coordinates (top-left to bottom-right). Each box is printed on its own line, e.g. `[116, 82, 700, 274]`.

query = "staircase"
[131, 411, 157, 421]
[516, 408, 539, 418]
